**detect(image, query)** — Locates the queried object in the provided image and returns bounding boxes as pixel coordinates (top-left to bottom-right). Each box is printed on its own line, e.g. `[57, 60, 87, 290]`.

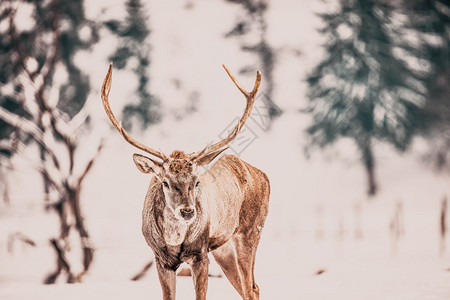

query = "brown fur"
[140, 154, 270, 300]
[167, 151, 193, 175]
[170, 150, 189, 159]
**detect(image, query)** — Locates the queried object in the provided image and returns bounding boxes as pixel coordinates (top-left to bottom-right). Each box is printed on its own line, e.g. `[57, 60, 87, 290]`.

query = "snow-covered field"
[2, 0, 450, 299]
[2, 112, 450, 299]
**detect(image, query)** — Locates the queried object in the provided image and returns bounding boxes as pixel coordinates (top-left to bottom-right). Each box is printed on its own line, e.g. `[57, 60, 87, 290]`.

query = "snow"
[2, 114, 450, 299]
[2, 0, 450, 299]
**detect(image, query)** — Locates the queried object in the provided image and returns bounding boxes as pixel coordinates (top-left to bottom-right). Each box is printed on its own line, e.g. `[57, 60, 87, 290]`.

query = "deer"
[101, 62, 270, 300]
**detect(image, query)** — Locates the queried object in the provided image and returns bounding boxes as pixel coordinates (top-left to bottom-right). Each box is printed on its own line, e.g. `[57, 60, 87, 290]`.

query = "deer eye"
[195, 181, 200, 188]
[163, 181, 169, 188]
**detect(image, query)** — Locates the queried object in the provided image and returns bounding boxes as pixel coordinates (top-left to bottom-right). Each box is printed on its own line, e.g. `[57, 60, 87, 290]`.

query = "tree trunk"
[358, 136, 378, 196]
[68, 186, 95, 282]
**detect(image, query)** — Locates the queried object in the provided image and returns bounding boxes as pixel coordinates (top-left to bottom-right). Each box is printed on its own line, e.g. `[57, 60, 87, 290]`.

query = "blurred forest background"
[1, 0, 450, 298]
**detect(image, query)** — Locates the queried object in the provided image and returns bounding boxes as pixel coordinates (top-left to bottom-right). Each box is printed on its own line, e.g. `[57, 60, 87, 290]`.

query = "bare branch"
[0, 139, 17, 154]
[0, 106, 61, 169]
[131, 259, 154, 281]
[7, 232, 37, 253]
[0, 106, 40, 136]
[35, 163, 65, 197]
[77, 139, 104, 186]
[44, 238, 74, 284]
[69, 99, 91, 132]
[0, 137, 65, 201]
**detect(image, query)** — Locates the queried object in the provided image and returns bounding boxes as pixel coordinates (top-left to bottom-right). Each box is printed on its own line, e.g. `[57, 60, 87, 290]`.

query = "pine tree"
[224, 0, 282, 126]
[104, 0, 160, 131]
[404, 0, 450, 170]
[306, 0, 428, 196]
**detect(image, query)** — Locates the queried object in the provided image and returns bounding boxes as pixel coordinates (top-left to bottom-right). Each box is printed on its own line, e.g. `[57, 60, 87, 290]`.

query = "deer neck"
[162, 207, 189, 246]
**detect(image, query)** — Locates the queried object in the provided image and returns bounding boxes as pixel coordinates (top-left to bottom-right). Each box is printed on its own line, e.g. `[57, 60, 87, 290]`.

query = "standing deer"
[101, 63, 270, 300]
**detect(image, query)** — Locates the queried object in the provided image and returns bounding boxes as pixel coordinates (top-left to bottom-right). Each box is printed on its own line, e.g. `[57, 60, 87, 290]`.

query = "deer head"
[101, 63, 261, 225]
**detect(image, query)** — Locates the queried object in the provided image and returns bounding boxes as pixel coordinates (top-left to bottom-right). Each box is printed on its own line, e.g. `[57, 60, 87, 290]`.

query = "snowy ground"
[2, 0, 450, 299]
[1, 259, 449, 300]
[2, 113, 450, 299]
[2, 239, 450, 300]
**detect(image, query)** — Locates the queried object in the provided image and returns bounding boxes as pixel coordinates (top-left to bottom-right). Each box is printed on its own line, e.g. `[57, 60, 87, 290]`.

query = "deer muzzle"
[178, 206, 196, 221]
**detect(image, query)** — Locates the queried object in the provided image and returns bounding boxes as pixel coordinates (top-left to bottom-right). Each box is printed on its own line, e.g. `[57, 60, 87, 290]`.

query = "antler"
[101, 62, 168, 161]
[191, 65, 261, 161]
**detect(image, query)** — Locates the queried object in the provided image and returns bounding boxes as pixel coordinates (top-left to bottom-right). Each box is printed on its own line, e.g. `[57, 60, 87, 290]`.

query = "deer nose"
[179, 207, 195, 220]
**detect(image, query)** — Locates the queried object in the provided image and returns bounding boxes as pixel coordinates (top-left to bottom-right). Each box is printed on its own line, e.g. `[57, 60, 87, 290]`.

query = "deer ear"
[195, 147, 228, 166]
[133, 153, 162, 174]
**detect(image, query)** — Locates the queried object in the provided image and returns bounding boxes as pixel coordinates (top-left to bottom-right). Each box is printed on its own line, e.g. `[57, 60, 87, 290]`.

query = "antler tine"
[101, 62, 168, 161]
[222, 64, 261, 99]
[191, 65, 261, 161]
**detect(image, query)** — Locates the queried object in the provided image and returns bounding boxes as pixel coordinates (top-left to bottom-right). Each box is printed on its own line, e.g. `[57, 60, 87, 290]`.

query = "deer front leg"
[190, 254, 209, 300]
[155, 259, 176, 300]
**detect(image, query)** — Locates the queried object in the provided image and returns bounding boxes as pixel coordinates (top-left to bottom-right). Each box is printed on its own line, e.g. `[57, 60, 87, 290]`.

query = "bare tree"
[0, 71, 104, 283]
[0, 0, 103, 283]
